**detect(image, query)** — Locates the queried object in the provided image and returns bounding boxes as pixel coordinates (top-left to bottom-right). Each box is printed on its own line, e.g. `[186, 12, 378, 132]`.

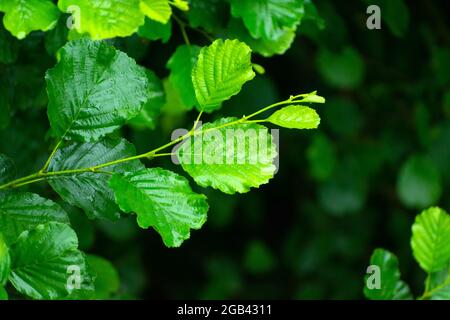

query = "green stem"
[418, 275, 450, 300]
[40, 140, 62, 173]
[0, 95, 302, 191]
[172, 14, 190, 45]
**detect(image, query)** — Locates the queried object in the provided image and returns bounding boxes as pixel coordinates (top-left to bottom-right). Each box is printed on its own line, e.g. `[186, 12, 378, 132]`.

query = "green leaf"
[46, 39, 149, 141]
[0, 0, 60, 39]
[229, 0, 304, 40]
[9, 222, 92, 300]
[128, 69, 165, 130]
[0, 154, 16, 185]
[188, 0, 229, 33]
[364, 249, 412, 300]
[243, 240, 276, 275]
[109, 168, 209, 247]
[192, 39, 255, 112]
[306, 133, 336, 181]
[0, 233, 10, 286]
[138, 18, 171, 43]
[0, 191, 69, 245]
[167, 45, 201, 110]
[171, 0, 189, 11]
[317, 47, 365, 89]
[58, 0, 145, 40]
[397, 156, 442, 209]
[428, 269, 450, 300]
[411, 207, 450, 273]
[140, 0, 171, 24]
[268, 105, 320, 129]
[48, 137, 144, 221]
[161, 77, 191, 114]
[178, 118, 278, 194]
[227, 18, 296, 58]
[86, 255, 120, 299]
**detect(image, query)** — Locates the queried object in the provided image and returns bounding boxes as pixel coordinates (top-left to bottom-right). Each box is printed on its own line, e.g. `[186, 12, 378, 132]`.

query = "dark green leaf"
[46, 39, 149, 141]
[48, 137, 144, 221]
[9, 222, 92, 300]
[229, 0, 304, 40]
[0, 191, 69, 245]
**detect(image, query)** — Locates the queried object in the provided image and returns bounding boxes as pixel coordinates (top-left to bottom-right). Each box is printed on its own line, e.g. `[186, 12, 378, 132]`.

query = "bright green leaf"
[0, 191, 69, 245]
[229, 0, 304, 40]
[167, 45, 201, 110]
[178, 118, 278, 194]
[364, 249, 412, 300]
[9, 222, 92, 300]
[411, 207, 450, 273]
[268, 105, 320, 129]
[58, 0, 145, 40]
[140, 0, 171, 24]
[0, 0, 60, 39]
[46, 39, 148, 141]
[48, 137, 144, 221]
[192, 39, 255, 112]
[172, 0, 189, 11]
[109, 168, 209, 247]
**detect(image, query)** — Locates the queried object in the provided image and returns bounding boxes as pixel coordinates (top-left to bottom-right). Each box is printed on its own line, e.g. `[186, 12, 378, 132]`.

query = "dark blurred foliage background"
[1, 0, 450, 299]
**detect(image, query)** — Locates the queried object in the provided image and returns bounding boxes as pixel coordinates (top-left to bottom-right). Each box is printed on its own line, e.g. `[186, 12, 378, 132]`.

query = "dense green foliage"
[0, 0, 449, 300]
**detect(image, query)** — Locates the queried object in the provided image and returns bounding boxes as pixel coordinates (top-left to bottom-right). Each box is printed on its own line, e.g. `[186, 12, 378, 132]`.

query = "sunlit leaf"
[178, 118, 277, 194]
[109, 168, 209, 247]
[58, 0, 145, 40]
[0, 0, 60, 39]
[192, 39, 255, 112]
[268, 105, 320, 129]
[411, 207, 450, 273]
